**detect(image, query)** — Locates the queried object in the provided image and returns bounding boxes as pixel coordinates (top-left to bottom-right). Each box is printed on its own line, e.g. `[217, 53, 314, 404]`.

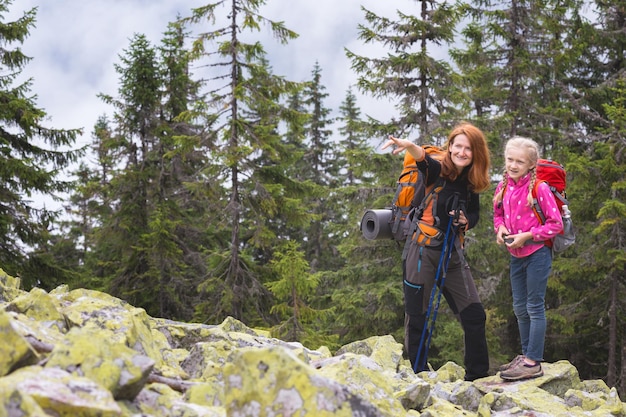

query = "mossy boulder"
[0, 272, 625, 416]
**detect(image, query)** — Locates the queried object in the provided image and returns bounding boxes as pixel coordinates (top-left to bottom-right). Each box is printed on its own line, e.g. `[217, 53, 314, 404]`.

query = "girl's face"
[449, 134, 473, 172]
[505, 147, 534, 182]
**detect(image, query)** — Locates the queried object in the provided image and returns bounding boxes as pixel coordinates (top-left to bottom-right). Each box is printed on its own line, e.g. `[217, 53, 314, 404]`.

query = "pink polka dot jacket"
[493, 173, 564, 258]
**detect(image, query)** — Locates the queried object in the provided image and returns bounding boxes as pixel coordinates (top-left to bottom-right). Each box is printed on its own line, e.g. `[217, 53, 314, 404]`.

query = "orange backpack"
[389, 145, 446, 241]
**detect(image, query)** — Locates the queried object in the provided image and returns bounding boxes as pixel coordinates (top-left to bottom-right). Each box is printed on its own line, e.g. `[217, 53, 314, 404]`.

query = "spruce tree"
[0, 1, 82, 285]
[74, 31, 208, 321]
[94, 34, 166, 316]
[452, 0, 582, 147]
[70, 116, 120, 291]
[275, 90, 312, 248]
[240, 56, 313, 271]
[536, 0, 626, 390]
[320, 88, 405, 345]
[450, 0, 599, 368]
[547, 84, 626, 395]
[179, 0, 308, 326]
[266, 240, 335, 348]
[337, 88, 373, 187]
[347, 1, 464, 141]
[301, 62, 338, 272]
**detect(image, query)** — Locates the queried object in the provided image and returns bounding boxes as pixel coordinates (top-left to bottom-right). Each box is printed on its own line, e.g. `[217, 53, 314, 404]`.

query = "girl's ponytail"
[527, 168, 537, 207]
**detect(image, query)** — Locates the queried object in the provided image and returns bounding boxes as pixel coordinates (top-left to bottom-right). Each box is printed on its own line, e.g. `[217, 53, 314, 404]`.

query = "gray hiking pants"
[402, 240, 489, 380]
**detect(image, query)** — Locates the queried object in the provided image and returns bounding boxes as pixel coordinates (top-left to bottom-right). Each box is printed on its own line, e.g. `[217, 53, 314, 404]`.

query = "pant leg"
[403, 242, 437, 372]
[524, 246, 551, 362]
[460, 303, 489, 380]
[509, 253, 530, 356]
[441, 249, 489, 380]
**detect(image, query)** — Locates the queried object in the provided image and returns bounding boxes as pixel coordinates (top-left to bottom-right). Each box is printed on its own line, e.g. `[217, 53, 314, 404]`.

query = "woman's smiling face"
[449, 134, 473, 172]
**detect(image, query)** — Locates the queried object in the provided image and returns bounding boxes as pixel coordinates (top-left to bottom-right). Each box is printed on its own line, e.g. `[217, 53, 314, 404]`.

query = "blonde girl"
[493, 137, 563, 381]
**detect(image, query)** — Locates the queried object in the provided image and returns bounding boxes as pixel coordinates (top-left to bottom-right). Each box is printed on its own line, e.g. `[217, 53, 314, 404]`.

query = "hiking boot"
[498, 355, 524, 372]
[500, 360, 543, 381]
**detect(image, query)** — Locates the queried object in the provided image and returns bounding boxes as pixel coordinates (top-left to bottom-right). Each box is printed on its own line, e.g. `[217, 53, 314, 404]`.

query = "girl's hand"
[496, 226, 510, 245]
[504, 232, 533, 248]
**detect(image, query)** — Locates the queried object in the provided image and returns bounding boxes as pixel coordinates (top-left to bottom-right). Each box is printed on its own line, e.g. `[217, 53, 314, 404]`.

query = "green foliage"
[543, 133, 626, 383]
[266, 240, 335, 345]
[11, 0, 626, 395]
[179, 1, 309, 324]
[347, 1, 465, 140]
[428, 310, 464, 369]
[0, 1, 83, 280]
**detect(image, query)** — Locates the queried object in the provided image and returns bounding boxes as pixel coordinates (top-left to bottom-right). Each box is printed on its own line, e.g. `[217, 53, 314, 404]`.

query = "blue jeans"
[509, 246, 552, 362]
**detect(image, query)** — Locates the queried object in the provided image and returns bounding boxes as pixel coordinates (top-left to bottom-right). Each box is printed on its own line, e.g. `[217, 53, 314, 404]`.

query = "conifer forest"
[1, 0, 625, 397]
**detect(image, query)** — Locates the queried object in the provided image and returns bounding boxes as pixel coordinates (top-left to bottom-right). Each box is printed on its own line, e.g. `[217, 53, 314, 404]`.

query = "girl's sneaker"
[500, 360, 543, 381]
[497, 355, 524, 372]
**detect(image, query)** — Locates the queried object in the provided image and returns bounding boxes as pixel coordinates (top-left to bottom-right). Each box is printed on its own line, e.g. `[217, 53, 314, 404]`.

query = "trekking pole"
[414, 193, 460, 373]
[421, 226, 457, 365]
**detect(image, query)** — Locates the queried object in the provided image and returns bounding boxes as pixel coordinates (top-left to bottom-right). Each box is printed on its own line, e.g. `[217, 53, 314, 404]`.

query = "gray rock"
[1, 272, 625, 417]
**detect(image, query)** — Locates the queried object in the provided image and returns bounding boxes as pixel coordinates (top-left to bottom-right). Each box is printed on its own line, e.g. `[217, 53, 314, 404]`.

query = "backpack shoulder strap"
[420, 176, 446, 226]
[418, 176, 445, 211]
[531, 180, 547, 224]
[400, 176, 445, 259]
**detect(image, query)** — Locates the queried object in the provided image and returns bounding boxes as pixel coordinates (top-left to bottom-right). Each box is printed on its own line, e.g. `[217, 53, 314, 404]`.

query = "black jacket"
[416, 153, 479, 232]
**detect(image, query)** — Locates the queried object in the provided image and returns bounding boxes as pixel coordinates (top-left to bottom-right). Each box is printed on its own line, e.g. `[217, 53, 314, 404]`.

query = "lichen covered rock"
[0, 366, 122, 417]
[0, 310, 39, 376]
[0, 271, 625, 417]
[44, 327, 155, 400]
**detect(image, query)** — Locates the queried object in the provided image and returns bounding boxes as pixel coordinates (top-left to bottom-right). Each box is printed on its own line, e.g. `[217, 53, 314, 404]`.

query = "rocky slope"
[0, 270, 624, 416]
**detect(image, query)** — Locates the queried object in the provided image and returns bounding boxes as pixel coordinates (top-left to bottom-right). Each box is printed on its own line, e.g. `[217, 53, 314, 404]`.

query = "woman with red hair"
[383, 122, 491, 381]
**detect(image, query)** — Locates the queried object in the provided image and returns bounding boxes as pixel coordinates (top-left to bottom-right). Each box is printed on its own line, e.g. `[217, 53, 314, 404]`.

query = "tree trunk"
[607, 273, 617, 387]
[618, 339, 626, 398]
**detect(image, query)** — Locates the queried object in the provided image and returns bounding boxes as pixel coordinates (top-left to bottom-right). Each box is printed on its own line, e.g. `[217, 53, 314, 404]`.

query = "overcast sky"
[7, 0, 418, 152]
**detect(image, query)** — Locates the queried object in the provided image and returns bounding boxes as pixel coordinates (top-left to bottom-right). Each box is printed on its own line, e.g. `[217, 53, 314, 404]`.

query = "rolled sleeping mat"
[360, 209, 394, 240]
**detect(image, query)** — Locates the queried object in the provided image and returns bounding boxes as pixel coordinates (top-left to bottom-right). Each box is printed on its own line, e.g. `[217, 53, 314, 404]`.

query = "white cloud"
[7, 0, 416, 151]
